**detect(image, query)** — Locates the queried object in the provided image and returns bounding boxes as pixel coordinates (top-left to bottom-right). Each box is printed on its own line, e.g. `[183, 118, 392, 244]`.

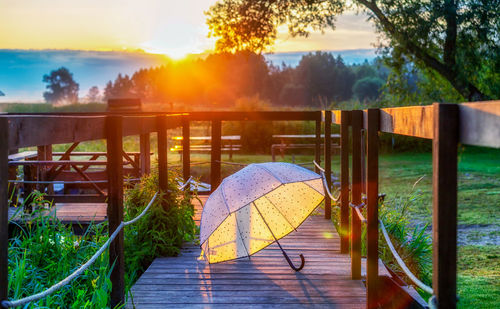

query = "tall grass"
[330, 178, 432, 297]
[377, 189, 433, 294]
[8, 192, 113, 308]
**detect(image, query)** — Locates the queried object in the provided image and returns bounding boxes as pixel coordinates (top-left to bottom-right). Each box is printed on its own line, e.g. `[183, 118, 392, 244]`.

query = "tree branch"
[356, 0, 486, 100]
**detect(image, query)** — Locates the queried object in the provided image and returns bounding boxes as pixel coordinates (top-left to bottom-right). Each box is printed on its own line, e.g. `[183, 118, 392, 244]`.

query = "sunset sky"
[1, 0, 377, 58]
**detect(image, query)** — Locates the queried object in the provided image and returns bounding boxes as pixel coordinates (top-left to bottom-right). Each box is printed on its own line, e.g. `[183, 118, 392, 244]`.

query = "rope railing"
[379, 219, 434, 295]
[178, 176, 194, 191]
[312, 160, 325, 173]
[312, 161, 340, 202]
[319, 170, 340, 202]
[1, 192, 159, 308]
[169, 161, 211, 168]
[349, 202, 367, 223]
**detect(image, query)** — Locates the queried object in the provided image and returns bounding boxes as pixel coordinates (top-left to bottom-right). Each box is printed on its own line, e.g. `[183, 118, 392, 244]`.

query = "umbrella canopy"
[200, 162, 324, 270]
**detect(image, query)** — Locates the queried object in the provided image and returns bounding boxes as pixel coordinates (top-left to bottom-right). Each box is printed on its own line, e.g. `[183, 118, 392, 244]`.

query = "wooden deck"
[8, 203, 107, 224]
[126, 196, 367, 308]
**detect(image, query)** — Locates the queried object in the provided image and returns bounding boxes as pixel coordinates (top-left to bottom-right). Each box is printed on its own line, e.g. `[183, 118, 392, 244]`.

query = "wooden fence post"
[315, 119, 321, 173]
[140, 133, 150, 175]
[211, 120, 221, 192]
[182, 118, 190, 181]
[366, 109, 379, 307]
[433, 103, 458, 308]
[157, 115, 168, 200]
[351, 110, 363, 280]
[340, 111, 350, 254]
[106, 115, 124, 307]
[0, 118, 8, 305]
[324, 111, 332, 220]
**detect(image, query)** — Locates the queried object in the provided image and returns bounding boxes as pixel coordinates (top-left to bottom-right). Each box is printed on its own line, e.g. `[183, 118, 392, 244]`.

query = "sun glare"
[142, 45, 197, 60]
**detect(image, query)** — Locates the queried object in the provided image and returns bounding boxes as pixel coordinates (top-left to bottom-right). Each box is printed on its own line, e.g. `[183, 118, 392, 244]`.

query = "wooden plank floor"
[8, 203, 107, 224]
[126, 196, 367, 308]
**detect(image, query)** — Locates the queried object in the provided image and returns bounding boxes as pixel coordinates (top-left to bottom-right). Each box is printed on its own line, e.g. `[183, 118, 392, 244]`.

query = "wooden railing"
[0, 110, 323, 308]
[325, 100, 500, 308]
[1, 100, 498, 308]
[0, 113, 183, 307]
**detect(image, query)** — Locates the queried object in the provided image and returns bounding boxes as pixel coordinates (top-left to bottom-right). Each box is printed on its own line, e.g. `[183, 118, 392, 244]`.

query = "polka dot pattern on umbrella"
[200, 162, 325, 264]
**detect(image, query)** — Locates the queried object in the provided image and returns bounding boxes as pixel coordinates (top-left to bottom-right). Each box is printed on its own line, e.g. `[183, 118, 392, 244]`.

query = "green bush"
[124, 169, 198, 285]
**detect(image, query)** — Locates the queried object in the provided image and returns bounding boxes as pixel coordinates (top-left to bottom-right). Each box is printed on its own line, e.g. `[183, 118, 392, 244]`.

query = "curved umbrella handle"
[283, 252, 305, 272]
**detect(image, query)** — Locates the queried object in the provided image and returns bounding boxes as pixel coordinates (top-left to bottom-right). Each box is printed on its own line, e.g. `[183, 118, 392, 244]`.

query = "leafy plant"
[123, 168, 198, 286]
[331, 177, 432, 296]
[8, 191, 113, 308]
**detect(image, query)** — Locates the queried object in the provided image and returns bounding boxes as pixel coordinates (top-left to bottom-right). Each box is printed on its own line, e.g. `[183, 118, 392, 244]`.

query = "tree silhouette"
[86, 86, 101, 103]
[43, 67, 79, 104]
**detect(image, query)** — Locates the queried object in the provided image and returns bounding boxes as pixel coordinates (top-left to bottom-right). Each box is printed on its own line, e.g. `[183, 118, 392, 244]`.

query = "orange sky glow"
[0, 0, 377, 58]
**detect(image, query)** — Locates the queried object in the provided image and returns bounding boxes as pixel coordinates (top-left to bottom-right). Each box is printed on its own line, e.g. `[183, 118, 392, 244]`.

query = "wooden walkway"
[126, 196, 367, 308]
[8, 203, 107, 224]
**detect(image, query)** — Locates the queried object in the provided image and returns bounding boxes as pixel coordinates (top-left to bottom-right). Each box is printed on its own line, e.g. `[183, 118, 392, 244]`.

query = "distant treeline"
[103, 51, 389, 108]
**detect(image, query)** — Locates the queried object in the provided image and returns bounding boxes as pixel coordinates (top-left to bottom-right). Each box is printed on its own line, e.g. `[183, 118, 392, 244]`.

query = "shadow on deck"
[126, 196, 367, 308]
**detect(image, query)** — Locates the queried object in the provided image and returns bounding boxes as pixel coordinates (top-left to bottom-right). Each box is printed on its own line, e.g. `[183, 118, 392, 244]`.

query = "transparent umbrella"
[200, 162, 325, 271]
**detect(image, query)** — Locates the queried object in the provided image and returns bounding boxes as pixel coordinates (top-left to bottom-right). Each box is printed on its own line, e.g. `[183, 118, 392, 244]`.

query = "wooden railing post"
[157, 115, 168, 200]
[0, 118, 8, 305]
[433, 103, 458, 308]
[211, 120, 221, 192]
[139, 133, 150, 175]
[37, 145, 53, 194]
[366, 109, 379, 307]
[324, 111, 332, 220]
[106, 115, 124, 307]
[314, 118, 321, 173]
[182, 118, 190, 181]
[351, 110, 363, 280]
[340, 111, 351, 254]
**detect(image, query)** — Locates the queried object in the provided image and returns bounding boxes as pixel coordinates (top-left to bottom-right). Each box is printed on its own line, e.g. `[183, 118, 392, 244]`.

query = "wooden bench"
[107, 98, 141, 112]
[271, 134, 340, 161]
[172, 135, 241, 159]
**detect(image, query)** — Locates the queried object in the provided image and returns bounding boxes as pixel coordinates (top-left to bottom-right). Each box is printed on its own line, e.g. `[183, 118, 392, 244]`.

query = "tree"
[43, 67, 79, 104]
[206, 0, 500, 101]
[294, 52, 355, 105]
[353, 77, 384, 101]
[85, 86, 101, 103]
[206, 0, 344, 54]
[103, 74, 134, 100]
